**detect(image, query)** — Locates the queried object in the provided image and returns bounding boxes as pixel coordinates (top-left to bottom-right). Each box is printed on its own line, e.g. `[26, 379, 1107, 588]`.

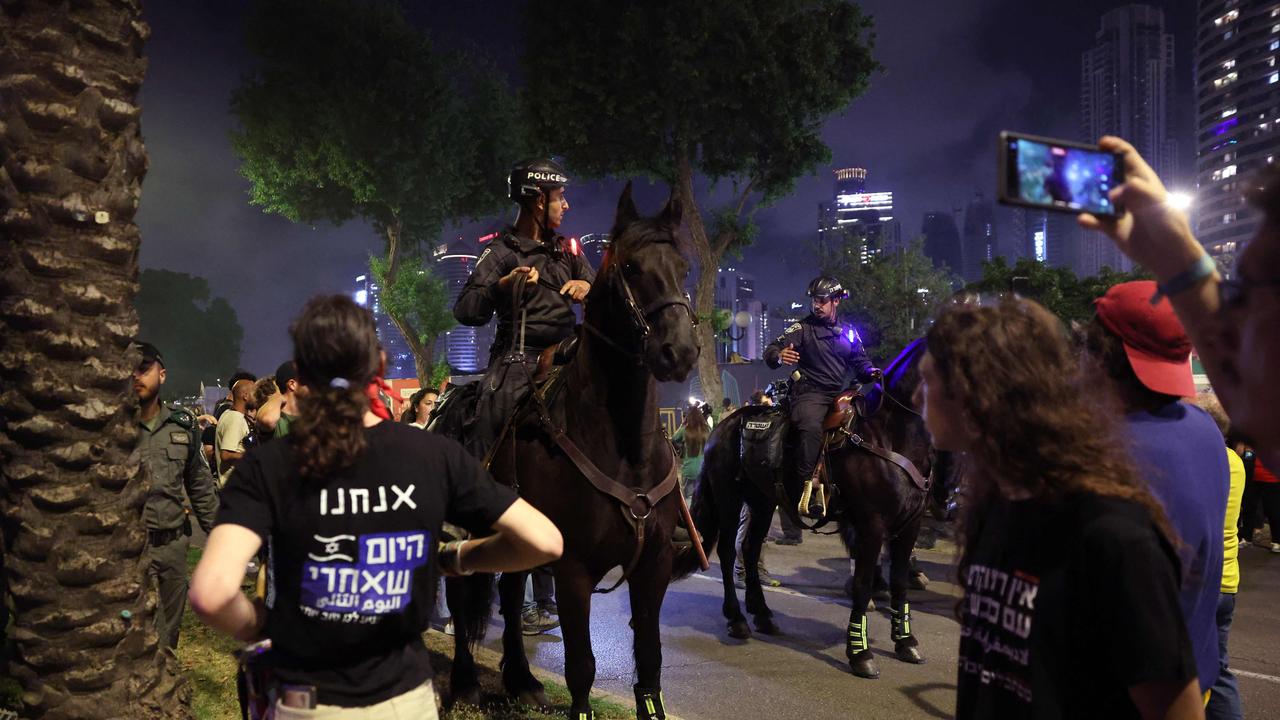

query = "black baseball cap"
[134, 341, 164, 368]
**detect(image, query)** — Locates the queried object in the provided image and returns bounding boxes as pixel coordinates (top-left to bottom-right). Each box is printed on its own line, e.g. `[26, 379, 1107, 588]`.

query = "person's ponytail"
[287, 296, 382, 481]
[292, 381, 370, 480]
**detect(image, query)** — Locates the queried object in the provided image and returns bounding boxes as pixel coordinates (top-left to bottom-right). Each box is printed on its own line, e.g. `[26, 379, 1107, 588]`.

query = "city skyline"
[135, 0, 1204, 374]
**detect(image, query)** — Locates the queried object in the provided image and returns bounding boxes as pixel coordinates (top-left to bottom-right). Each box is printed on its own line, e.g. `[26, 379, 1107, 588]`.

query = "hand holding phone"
[1076, 136, 1201, 280]
[997, 131, 1123, 218]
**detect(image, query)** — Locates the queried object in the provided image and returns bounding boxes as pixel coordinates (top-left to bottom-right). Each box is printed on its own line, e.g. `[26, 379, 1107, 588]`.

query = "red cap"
[1094, 280, 1195, 397]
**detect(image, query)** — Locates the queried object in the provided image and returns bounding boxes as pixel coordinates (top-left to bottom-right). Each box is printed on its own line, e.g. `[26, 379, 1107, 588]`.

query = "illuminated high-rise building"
[352, 273, 415, 380]
[817, 167, 901, 263]
[961, 193, 998, 282]
[1081, 4, 1177, 274]
[432, 238, 491, 373]
[1194, 0, 1279, 275]
[577, 232, 611, 271]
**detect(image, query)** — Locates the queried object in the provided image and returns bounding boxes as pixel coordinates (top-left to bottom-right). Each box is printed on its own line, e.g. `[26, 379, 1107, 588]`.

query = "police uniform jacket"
[137, 405, 219, 533]
[764, 314, 877, 395]
[453, 229, 594, 361]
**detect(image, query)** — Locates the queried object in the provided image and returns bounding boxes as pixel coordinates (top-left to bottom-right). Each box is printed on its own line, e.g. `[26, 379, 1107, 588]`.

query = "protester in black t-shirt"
[189, 295, 562, 717]
[918, 294, 1204, 720]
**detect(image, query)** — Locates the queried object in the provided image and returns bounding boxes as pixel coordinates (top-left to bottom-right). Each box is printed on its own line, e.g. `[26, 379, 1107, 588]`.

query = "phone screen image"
[1009, 137, 1119, 215]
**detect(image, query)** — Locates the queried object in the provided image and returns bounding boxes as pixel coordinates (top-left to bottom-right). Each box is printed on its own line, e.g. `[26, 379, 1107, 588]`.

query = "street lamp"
[719, 310, 753, 363]
[1167, 191, 1193, 211]
[723, 310, 752, 341]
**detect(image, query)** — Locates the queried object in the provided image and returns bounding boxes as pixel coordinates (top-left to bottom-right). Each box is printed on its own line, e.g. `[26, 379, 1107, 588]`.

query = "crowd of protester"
[120, 134, 1280, 717]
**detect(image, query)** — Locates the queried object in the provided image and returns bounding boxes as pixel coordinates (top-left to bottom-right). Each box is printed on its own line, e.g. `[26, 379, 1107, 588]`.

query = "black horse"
[445, 183, 700, 719]
[677, 338, 935, 679]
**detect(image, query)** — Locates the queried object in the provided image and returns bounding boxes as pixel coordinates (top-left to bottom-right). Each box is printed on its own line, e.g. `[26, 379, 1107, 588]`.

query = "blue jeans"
[1205, 592, 1243, 720]
[522, 565, 555, 611]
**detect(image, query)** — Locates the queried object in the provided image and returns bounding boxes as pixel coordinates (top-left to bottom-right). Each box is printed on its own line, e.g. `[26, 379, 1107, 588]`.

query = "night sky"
[136, 0, 1196, 375]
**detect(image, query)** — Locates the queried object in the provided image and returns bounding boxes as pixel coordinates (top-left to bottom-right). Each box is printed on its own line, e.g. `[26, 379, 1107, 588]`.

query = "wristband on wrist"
[1151, 253, 1216, 305]
[441, 540, 473, 576]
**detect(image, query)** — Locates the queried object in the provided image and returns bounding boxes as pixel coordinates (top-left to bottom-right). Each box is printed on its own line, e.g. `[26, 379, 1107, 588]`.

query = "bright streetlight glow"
[1167, 191, 1193, 211]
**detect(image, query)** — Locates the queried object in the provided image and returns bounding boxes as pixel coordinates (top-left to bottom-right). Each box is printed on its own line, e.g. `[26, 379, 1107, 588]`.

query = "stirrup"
[797, 479, 827, 519]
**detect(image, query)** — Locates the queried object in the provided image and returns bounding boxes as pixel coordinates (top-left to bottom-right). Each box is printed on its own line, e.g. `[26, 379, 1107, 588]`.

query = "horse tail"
[446, 572, 494, 649]
[672, 471, 717, 580]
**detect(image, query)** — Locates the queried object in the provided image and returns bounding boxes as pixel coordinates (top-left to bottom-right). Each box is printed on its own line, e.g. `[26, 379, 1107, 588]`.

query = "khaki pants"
[273, 682, 437, 719]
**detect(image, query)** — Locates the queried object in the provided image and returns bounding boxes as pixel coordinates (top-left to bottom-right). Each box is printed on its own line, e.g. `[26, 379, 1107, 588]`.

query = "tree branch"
[384, 217, 404, 283]
[735, 179, 755, 217]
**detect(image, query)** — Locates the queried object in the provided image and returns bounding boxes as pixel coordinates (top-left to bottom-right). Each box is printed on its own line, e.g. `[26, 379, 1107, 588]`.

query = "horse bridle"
[582, 258, 698, 363]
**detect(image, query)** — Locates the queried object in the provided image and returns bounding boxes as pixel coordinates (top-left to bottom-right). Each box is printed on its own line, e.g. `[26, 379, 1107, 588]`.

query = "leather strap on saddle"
[843, 430, 930, 491]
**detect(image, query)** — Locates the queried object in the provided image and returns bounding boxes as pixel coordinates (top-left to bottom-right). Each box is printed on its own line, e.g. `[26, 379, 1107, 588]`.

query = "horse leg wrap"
[634, 685, 666, 720]
[891, 603, 913, 641]
[573, 712, 596, 720]
[847, 614, 869, 655]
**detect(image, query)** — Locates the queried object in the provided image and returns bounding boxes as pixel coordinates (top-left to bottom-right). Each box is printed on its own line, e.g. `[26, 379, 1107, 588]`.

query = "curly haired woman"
[919, 295, 1204, 720]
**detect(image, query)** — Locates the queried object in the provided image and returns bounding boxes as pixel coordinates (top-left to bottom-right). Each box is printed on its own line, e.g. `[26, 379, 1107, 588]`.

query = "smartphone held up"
[997, 131, 1124, 218]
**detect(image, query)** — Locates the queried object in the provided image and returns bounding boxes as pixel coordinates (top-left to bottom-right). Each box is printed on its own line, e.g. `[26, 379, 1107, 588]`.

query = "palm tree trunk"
[0, 2, 190, 717]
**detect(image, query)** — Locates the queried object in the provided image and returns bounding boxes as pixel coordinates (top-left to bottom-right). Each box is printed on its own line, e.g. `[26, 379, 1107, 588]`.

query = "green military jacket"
[137, 405, 219, 533]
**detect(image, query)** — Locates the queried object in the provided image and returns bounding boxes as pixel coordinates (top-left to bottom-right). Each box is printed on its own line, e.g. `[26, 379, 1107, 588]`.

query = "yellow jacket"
[1221, 448, 1245, 594]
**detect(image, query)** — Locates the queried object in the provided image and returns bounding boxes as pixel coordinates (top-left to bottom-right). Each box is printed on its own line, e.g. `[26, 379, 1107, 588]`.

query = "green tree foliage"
[964, 257, 1152, 325]
[137, 269, 244, 400]
[368, 254, 455, 369]
[820, 241, 956, 361]
[522, 0, 879, 406]
[230, 0, 521, 380]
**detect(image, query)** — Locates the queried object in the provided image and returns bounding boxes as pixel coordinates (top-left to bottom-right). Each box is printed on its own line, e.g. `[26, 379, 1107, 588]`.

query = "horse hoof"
[909, 572, 929, 591]
[754, 616, 781, 635]
[727, 620, 752, 640]
[865, 598, 876, 612]
[451, 685, 482, 707]
[895, 642, 925, 664]
[516, 688, 551, 709]
[848, 650, 880, 679]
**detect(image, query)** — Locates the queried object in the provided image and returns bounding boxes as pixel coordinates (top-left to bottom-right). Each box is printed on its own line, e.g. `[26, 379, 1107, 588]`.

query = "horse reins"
[498, 265, 704, 593]
[579, 258, 698, 364]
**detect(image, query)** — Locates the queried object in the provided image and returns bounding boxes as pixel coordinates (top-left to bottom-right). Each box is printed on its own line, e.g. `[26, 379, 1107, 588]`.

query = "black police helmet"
[508, 157, 570, 203]
[806, 276, 848, 301]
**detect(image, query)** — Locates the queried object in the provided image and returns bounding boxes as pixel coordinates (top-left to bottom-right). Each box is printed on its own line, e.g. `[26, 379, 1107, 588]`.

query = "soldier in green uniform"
[133, 341, 220, 649]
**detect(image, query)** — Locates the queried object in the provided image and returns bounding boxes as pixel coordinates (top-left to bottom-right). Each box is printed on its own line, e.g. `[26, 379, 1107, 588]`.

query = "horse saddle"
[822, 387, 874, 433]
[533, 333, 579, 385]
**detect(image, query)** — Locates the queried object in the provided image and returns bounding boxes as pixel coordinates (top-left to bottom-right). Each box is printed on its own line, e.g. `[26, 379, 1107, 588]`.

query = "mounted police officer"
[453, 158, 594, 460]
[764, 277, 881, 519]
[132, 341, 219, 649]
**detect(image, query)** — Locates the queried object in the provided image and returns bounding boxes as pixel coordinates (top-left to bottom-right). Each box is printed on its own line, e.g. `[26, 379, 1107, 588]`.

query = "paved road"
[481, 519, 1280, 719]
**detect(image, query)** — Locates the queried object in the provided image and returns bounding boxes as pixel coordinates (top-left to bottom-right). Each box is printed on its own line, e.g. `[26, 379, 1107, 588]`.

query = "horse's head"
[863, 337, 961, 512]
[583, 182, 700, 382]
